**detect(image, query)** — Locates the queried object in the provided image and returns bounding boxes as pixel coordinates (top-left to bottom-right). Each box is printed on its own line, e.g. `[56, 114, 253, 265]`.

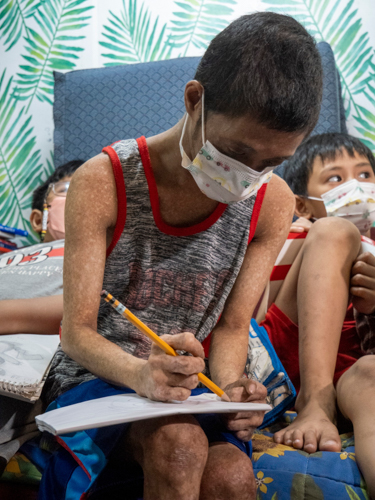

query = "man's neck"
[145, 117, 219, 227]
[147, 121, 183, 181]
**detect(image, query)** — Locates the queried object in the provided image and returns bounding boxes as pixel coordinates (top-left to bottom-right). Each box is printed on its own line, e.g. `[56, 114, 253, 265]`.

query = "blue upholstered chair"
[53, 42, 346, 168]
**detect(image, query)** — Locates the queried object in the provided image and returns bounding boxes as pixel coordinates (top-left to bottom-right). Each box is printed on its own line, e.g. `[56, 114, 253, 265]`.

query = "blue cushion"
[53, 57, 200, 167]
[313, 42, 345, 136]
[252, 416, 367, 499]
[53, 42, 345, 169]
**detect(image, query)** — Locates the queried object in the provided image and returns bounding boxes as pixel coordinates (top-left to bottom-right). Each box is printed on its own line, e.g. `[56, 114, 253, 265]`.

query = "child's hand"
[351, 252, 375, 315]
[290, 217, 313, 233]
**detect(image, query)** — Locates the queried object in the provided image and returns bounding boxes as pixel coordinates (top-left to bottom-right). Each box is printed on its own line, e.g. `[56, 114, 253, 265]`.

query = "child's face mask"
[47, 197, 66, 240]
[179, 92, 273, 204]
[308, 179, 375, 234]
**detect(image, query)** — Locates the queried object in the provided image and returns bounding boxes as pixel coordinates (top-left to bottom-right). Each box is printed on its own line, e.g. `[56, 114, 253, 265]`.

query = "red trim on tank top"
[136, 136, 227, 237]
[102, 146, 127, 258]
[247, 183, 267, 244]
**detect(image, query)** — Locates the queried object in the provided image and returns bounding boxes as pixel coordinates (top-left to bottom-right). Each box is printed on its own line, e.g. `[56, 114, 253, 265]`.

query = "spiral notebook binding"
[0, 378, 39, 395]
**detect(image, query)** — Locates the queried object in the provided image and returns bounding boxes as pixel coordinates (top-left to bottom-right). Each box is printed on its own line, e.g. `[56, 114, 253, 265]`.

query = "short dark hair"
[195, 12, 323, 133]
[284, 133, 375, 196]
[32, 160, 84, 211]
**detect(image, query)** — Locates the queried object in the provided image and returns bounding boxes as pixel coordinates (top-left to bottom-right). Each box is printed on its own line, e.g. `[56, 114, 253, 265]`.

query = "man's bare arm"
[60, 153, 144, 390]
[0, 295, 63, 335]
[61, 153, 204, 401]
[207, 176, 295, 440]
[209, 175, 295, 388]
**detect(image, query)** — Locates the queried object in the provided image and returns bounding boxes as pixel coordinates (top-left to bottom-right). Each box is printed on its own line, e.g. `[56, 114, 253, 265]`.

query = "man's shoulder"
[254, 174, 295, 238]
[266, 174, 295, 204]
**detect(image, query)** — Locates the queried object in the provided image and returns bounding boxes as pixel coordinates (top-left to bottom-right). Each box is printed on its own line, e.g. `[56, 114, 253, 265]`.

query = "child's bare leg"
[336, 356, 375, 499]
[273, 217, 361, 452]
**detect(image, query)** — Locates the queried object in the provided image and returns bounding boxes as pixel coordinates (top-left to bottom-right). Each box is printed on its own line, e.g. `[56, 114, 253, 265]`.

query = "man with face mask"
[37, 13, 323, 500]
[259, 133, 375, 497]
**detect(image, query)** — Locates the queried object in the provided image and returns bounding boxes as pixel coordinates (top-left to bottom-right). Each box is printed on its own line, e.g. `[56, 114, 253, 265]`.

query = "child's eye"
[359, 171, 370, 179]
[327, 175, 341, 182]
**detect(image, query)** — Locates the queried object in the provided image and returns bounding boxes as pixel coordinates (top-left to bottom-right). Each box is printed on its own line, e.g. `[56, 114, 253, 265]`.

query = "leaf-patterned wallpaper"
[1, 0, 375, 241]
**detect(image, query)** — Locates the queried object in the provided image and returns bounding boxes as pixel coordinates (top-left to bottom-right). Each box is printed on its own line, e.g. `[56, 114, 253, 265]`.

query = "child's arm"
[351, 252, 375, 315]
[352, 252, 375, 353]
[0, 295, 63, 335]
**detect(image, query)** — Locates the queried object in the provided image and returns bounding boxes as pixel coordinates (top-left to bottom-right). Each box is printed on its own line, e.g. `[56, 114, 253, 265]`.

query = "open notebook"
[35, 392, 271, 435]
[0, 334, 59, 403]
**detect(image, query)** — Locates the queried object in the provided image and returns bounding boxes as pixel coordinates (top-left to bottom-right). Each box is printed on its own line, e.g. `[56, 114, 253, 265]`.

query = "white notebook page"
[36, 392, 271, 435]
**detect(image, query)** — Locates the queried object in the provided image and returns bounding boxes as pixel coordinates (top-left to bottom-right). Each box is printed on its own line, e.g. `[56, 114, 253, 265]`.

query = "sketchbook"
[0, 334, 59, 403]
[35, 392, 271, 436]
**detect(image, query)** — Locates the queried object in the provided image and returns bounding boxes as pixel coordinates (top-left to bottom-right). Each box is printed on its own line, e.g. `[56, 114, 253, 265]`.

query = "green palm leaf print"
[12, 0, 93, 110]
[0, 0, 39, 51]
[0, 70, 44, 242]
[261, 0, 375, 150]
[168, 0, 237, 56]
[100, 0, 172, 65]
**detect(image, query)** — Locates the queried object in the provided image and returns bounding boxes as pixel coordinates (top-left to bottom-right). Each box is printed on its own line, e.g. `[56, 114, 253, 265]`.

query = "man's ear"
[295, 195, 313, 219]
[184, 80, 204, 119]
[30, 209, 43, 234]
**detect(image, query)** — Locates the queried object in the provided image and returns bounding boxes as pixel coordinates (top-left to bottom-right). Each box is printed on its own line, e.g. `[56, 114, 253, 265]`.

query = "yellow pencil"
[101, 290, 225, 398]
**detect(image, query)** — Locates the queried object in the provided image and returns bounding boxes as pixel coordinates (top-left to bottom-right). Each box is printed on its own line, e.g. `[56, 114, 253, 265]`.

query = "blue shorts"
[27, 379, 252, 500]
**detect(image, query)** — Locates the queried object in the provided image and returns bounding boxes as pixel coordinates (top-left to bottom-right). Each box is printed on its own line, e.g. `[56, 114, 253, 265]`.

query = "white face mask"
[179, 93, 273, 204]
[308, 179, 375, 234]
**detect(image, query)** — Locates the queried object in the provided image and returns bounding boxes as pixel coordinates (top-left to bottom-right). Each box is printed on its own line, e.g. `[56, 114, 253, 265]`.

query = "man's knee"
[218, 454, 255, 498]
[202, 444, 256, 499]
[306, 217, 361, 257]
[134, 415, 209, 477]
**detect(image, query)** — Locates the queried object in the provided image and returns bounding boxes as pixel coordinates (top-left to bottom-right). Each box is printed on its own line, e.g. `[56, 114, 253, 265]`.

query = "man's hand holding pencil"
[101, 290, 228, 400]
[101, 289, 267, 440]
[134, 332, 206, 402]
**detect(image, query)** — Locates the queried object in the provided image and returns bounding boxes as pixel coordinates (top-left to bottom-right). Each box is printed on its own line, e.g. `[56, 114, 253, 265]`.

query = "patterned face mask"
[308, 179, 375, 234]
[179, 92, 273, 204]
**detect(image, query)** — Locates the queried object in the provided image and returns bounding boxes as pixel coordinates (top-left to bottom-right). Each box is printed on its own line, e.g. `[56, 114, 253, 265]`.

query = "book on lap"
[35, 392, 271, 436]
[0, 334, 59, 403]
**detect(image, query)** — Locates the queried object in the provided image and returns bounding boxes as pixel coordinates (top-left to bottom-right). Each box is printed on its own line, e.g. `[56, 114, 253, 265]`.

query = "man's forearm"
[0, 295, 63, 335]
[208, 324, 249, 388]
[61, 322, 146, 391]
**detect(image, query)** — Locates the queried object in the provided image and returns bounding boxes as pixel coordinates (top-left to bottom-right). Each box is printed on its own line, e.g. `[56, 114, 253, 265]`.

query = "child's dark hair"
[284, 133, 375, 196]
[195, 12, 323, 133]
[32, 160, 84, 211]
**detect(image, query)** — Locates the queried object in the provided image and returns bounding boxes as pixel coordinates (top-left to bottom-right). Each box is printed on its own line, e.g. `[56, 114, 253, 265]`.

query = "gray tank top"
[44, 137, 267, 403]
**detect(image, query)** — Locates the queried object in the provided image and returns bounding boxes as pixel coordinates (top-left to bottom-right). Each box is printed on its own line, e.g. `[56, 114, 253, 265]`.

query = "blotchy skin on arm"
[0, 295, 63, 334]
[208, 176, 296, 439]
[209, 175, 296, 388]
[61, 153, 144, 390]
[61, 154, 205, 401]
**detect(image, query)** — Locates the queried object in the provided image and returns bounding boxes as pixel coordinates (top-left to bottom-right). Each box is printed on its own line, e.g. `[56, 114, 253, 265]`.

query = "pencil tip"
[100, 290, 106, 296]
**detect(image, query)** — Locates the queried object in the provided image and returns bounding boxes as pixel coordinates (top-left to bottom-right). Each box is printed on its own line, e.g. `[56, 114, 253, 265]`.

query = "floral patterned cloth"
[252, 412, 368, 500]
